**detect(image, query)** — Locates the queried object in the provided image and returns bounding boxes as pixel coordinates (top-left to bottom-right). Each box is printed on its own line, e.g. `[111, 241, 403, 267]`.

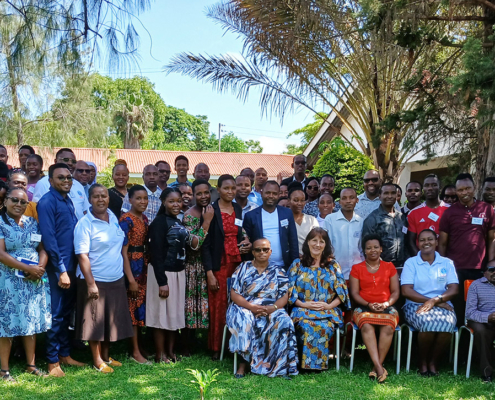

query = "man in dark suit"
[243, 180, 299, 270]
[281, 154, 310, 190]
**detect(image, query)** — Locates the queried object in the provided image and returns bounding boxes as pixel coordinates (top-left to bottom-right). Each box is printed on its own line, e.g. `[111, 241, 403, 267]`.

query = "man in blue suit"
[243, 180, 299, 270]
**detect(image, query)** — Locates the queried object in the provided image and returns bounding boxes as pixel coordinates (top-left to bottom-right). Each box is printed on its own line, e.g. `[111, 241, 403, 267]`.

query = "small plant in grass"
[186, 368, 220, 400]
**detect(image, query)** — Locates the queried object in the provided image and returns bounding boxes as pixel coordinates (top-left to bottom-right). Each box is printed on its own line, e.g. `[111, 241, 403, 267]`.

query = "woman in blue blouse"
[288, 227, 350, 370]
[227, 238, 298, 378]
[0, 188, 51, 382]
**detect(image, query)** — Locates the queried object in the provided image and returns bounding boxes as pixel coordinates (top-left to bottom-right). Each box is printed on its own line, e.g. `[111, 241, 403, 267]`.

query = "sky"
[95, 0, 314, 154]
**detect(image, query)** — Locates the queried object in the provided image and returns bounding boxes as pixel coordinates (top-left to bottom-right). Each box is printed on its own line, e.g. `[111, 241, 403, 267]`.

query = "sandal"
[369, 371, 377, 381]
[417, 370, 429, 377]
[1, 369, 15, 382]
[234, 373, 245, 379]
[93, 363, 114, 374]
[377, 371, 387, 383]
[26, 364, 46, 377]
[104, 357, 122, 367]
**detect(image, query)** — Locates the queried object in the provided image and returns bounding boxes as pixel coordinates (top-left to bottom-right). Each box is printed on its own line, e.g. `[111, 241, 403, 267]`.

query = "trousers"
[470, 321, 495, 378]
[45, 270, 77, 364]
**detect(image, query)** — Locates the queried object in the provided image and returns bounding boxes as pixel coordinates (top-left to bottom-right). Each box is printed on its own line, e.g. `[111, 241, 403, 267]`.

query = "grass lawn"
[1, 334, 494, 400]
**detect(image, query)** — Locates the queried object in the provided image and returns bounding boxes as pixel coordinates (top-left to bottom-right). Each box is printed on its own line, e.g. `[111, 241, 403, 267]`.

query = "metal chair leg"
[396, 329, 402, 375]
[336, 329, 340, 371]
[233, 352, 237, 375]
[220, 325, 227, 361]
[350, 327, 356, 372]
[450, 333, 454, 364]
[393, 330, 397, 361]
[405, 326, 413, 372]
[466, 331, 473, 378]
[453, 330, 459, 376]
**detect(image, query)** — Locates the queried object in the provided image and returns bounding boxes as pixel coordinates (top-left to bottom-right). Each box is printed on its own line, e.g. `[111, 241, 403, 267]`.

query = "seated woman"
[227, 238, 298, 379]
[74, 184, 134, 374]
[401, 228, 459, 376]
[0, 188, 51, 381]
[349, 234, 400, 383]
[288, 227, 350, 371]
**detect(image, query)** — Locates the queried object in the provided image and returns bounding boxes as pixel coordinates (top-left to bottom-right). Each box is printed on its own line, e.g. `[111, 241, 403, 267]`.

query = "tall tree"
[165, 0, 463, 180]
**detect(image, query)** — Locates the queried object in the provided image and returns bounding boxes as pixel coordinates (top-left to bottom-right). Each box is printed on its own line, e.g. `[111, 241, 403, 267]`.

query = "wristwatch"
[437, 295, 443, 302]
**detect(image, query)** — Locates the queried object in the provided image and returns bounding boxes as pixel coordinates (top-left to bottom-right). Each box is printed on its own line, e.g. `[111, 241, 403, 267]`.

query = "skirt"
[76, 277, 133, 342]
[146, 264, 186, 330]
[403, 302, 457, 333]
[353, 306, 399, 329]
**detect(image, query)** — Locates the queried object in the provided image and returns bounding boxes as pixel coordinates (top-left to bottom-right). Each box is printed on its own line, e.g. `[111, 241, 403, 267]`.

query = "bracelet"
[273, 304, 278, 310]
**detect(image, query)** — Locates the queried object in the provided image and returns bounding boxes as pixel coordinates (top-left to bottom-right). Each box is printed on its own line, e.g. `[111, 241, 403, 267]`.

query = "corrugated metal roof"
[5, 146, 295, 178]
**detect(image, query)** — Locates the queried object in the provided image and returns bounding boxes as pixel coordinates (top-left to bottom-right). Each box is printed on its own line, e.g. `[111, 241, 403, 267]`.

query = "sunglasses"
[8, 197, 28, 206]
[158, 169, 171, 174]
[57, 175, 73, 182]
[59, 157, 77, 164]
[363, 178, 379, 183]
[76, 169, 92, 174]
[307, 185, 319, 190]
[253, 247, 271, 253]
[487, 267, 495, 273]
[294, 161, 306, 165]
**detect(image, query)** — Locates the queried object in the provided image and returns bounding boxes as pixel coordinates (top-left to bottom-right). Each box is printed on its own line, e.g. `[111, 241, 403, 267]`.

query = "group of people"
[0, 146, 495, 384]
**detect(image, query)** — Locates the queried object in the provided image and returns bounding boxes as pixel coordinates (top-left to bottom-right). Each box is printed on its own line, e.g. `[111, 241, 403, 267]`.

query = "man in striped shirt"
[466, 260, 495, 382]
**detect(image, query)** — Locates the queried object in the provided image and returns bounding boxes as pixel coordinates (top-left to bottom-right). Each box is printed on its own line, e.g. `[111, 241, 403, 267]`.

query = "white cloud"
[258, 135, 300, 154]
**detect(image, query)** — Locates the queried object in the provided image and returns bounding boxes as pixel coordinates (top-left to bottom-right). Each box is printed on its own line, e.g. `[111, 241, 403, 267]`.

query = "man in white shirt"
[32, 148, 90, 220]
[325, 187, 364, 279]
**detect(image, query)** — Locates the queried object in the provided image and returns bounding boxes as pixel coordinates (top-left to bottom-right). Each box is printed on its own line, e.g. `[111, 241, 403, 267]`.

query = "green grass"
[1, 339, 494, 399]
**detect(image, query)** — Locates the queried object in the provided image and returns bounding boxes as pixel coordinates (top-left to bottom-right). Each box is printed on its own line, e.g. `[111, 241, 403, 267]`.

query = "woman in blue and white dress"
[0, 188, 51, 382]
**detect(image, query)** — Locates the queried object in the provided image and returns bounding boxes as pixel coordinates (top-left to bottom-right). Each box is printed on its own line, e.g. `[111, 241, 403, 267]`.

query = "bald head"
[255, 167, 268, 189]
[194, 163, 210, 181]
[143, 164, 159, 190]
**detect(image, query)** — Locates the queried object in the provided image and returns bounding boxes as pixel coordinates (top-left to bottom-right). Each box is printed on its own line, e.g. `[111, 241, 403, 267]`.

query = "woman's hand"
[238, 238, 252, 254]
[437, 302, 454, 312]
[315, 301, 331, 311]
[202, 205, 214, 224]
[369, 302, 386, 313]
[303, 301, 325, 311]
[158, 285, 169, 299]
[249, 304, 267, 317]
[207, 271, 219, 292]
[25, 264, 45, 281]
[128, 280, 139, 299]
[416, 298, 437, 314]
[87, 283, 99, 300]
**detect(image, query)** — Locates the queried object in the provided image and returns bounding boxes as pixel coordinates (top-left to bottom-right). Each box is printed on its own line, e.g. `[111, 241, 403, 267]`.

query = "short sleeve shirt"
[439, 200, 495, 270]
[350, 260, 396, 303]
[401, 252, 459, 305]
[74, 209, 125, 282]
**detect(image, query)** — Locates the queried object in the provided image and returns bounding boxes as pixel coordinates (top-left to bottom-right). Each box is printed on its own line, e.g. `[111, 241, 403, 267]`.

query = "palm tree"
[113, 94, 153, 149]
[165, 0, 464, 180]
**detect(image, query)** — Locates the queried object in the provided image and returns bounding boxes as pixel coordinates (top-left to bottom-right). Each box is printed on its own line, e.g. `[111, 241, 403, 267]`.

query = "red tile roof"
[5, 146, 295, 178]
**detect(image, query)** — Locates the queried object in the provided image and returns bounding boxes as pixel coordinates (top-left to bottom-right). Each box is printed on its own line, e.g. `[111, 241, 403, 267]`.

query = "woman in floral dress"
[181, 179, 214, 354]
[288, 227, 350, 370]
[120, 184, 150, 364]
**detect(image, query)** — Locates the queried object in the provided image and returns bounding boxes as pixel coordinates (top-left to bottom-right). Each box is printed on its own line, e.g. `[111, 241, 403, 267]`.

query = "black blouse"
[148, 213, 189, 286]
[108, 187, 127, 219]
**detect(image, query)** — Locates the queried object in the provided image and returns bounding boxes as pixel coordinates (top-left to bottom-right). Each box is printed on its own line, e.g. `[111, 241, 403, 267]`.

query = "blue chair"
[343, 322, 402, 374]
[219, 278, 237, 374]
[402, 324, 459, 375]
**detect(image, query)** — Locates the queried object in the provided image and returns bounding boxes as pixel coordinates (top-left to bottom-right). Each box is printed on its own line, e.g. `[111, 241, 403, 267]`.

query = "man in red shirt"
[439, 173, 495, 324]
[407, 174, 450, 255]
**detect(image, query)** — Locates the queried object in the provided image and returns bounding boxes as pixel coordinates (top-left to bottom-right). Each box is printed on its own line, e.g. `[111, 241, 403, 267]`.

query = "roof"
[5, 146, 295, 177]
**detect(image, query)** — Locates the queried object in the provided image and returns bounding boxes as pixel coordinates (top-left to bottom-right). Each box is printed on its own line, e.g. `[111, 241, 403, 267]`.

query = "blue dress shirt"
[37, 187, 78, 275]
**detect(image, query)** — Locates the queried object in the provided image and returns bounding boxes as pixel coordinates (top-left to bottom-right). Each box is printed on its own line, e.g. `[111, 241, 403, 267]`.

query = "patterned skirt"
[293, 318, 336, 370]
[184, 252, 209, 329]
[403, 302, 457, 333]
[353, 306, 399, 329]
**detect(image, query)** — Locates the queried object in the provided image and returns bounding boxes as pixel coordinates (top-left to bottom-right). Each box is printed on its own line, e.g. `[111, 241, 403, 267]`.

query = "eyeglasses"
[487, 267, 495, 273]
[57, 175, 73, 182]
[363, 178, 379, 183]
[8, 197, 28, 206]
[59, 157, 76, 164]
[158, 169, 171, 174]
[253, 247, 270, 253]
[307, 185, 319, 190]
[76, 169, 91, 174]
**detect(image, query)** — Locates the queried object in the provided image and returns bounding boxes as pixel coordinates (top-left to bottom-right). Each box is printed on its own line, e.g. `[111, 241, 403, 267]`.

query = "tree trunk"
[474, 121, 490, 198]
[6, 46, 23, 145]
[124, 119, 140, 149]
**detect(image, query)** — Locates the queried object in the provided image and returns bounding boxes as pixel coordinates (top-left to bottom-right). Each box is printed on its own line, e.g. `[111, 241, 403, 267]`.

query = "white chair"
[343, 322, 402, 374]
[219, 278, 237, 374]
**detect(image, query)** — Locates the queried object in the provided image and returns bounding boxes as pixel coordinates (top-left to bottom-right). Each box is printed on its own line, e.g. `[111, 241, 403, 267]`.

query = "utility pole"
[218, 123, 224, 152]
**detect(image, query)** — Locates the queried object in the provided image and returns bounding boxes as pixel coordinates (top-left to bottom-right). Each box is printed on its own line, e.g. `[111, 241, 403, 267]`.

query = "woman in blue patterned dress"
[227, 238, 298, 378]
[288, 227, 350, 370]
[0, 188, 51, 382]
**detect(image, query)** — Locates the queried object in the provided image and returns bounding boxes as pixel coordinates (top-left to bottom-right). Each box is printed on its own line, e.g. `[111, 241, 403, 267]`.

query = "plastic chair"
[343, 321, 402, 374]
[219, 278, 237, 374]
[457, 280, 475, 378]
[402, 323, 459, 375]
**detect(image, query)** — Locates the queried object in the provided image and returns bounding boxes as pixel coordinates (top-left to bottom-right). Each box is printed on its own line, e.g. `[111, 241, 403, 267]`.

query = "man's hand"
[488, 313, 495, 324]
[87, 283, 99, 300]
[58, 272, 71, 289]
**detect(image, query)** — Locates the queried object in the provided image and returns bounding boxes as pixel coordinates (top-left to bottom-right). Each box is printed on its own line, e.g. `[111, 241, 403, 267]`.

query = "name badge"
[234, 218, 243, 227]
[280, 219, 289, 227]
[472, 217, 483, 225]
[402, 226, 408, 234]
[428, 212, 439, 222]
[31, 233, 42, 242]
[353, 231, 360, 238]
[27, 186, 35, 193]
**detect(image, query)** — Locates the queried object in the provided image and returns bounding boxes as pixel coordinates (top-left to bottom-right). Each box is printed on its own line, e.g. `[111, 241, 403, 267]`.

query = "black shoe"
[417, 370, 429, 377]
[482, 375, 492, 383]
